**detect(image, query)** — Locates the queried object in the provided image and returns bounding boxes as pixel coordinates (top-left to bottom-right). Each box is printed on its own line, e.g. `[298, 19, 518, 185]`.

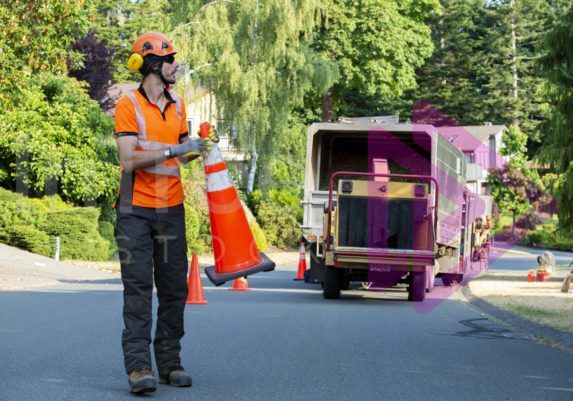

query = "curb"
[459, 284, 573, 352]
[490, 247, 534, 256]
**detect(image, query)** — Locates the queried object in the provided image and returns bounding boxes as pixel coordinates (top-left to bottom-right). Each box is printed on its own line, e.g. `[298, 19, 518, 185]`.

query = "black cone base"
[205, 252, 275, 286]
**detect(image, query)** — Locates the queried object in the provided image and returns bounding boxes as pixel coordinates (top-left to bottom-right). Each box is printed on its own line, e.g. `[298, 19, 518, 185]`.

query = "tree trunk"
[511, 213, 517, 240]
[510, 0, 519, 127]
[246, 148, 258, 194]
[322, 87, 333, 123]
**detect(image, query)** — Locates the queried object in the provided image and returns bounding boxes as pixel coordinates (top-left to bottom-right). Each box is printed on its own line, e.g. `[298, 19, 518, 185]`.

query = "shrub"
[551, 236, 573, 251]
[526, 230, 549, 246]
[542, 224, 556, 234]
[241, 199, 267, 252]
[516, 209, 542, 230]
[250, 218, 268, 252]
[182, 180, 211, 255]
[0, 226, 52, 257]
[0, 188, 48, 229]
[256, 201, 299, 249]
[39, 208, 110, 261]
[98, 221, 117, 260]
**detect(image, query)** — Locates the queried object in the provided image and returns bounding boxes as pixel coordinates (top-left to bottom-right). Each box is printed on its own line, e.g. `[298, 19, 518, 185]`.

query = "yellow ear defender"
[127, 53, 144, 72]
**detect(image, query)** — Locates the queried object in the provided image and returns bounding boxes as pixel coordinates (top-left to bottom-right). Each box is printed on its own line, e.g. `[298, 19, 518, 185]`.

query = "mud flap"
[309, 243, 327, 283]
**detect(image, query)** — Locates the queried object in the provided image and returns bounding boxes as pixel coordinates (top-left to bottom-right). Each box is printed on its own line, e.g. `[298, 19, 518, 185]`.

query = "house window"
[186, 119, 193, 136]
[464, 153, 475, 164]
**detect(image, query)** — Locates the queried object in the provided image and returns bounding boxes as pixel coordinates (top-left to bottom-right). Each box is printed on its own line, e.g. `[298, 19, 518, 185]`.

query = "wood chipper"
[300, 118, 492, 302]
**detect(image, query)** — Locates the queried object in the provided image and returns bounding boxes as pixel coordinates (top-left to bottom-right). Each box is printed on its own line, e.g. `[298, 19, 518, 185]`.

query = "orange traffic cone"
[294, 239, 307, 281]
[186, 253, 208, 305]
[199, 122, 276, 286]
[229, 276, 252, 291]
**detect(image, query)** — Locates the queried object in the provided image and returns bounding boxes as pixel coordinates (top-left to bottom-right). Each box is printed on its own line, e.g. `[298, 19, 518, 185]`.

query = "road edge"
[459, 284, 573, 352]
[490, 247, 534, 256]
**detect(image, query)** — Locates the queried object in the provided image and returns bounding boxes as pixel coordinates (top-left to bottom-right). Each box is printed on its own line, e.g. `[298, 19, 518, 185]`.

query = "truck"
[300, 117, 492, 302]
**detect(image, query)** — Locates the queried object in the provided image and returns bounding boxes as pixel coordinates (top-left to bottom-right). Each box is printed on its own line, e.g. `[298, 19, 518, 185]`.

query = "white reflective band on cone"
[203, 143, 224, 166]
[144, 165, 181, 176]
[300, 254, 305, 259]
[206, 169, 234, 192]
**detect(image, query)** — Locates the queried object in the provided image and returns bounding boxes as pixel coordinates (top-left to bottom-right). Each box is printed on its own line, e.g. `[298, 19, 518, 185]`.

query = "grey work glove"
[170, 137, 213, 158]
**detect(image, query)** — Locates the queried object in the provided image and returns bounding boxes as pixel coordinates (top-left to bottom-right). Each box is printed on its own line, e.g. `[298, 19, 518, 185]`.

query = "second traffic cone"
[229, 276, 252, 291]
[199, 122, 276, 286]
[294, 239, 307, 281]
[186, 253, 208, 305]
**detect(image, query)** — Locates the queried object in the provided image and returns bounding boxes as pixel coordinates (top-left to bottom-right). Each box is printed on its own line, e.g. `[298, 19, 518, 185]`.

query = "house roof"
[437, 125, 507, 152]
[105, 83, 140, 115]
[105, 83, 184, 115]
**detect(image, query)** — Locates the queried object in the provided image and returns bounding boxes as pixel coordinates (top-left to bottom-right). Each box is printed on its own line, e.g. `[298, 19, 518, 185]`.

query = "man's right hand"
[170, 137, 213, 158]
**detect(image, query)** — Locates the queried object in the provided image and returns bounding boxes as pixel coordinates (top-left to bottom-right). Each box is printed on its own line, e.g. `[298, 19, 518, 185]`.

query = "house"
[104, 83, 140, 116]
[437, 124, 508, 195]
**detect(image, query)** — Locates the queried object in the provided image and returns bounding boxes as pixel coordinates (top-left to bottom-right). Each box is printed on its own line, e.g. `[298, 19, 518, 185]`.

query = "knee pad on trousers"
[124, 294, 152, 313]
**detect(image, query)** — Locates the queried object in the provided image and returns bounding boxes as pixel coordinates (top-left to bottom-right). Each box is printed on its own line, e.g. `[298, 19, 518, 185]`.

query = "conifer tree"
[478, 0, 568, 145]
[536, 5, 573, 235]
[401, 0, 488, 124]
[171, 0, 338, 193]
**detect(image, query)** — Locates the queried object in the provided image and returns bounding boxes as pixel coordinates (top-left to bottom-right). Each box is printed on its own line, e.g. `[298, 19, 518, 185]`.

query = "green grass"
[511, 305, 566, 320]
[493, 213, 514, 235]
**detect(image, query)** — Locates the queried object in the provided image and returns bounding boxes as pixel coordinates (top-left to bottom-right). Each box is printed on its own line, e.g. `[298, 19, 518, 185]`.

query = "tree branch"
[197, 0, 239, 14]
[171, 21, 221, 32]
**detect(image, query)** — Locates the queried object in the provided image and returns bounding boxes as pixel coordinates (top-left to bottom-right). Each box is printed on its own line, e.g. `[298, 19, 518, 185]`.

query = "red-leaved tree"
[68, 30, 116, 112]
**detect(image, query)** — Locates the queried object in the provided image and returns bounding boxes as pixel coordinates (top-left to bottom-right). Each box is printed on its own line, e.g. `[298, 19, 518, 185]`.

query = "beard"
[165, 72, 177, 84]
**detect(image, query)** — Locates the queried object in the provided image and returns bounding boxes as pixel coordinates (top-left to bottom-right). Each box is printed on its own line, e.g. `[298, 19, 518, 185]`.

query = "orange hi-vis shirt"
[114, 85, 188, 209]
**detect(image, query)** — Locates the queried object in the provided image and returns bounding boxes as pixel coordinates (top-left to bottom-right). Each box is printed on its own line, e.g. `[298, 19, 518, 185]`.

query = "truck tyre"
[426, 265, 435, 293]
[408, 271, 426, 302]
[442, 274, 463, 286]
[323, 266, 340, 299]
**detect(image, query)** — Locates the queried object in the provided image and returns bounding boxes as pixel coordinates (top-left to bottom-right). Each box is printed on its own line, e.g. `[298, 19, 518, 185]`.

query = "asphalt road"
[1, 261, 573, 401]
[489, 245, 573, 275]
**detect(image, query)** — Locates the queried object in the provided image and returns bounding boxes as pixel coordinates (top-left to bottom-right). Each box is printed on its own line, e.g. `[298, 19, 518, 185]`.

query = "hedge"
[0, 188, 116, 261]
[0, 226, 52, 257]
[39, 208, 111, 261]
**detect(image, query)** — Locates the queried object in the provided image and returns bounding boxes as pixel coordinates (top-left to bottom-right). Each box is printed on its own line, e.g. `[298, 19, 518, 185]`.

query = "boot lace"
[134, 367, 154, 378]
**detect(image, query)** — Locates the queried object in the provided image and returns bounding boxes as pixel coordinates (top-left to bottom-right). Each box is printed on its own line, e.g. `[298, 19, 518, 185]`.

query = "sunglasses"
[163, 55, 176, 64]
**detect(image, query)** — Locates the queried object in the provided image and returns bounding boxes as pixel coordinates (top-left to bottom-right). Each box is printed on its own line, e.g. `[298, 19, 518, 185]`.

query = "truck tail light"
[341, 181, 353, 194]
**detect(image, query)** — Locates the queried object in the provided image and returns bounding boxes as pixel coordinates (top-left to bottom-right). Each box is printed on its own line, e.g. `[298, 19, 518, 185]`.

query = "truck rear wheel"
[442, 274, 463, 286]
[408, 271, 426, 302]
[323, 266, 340, 299]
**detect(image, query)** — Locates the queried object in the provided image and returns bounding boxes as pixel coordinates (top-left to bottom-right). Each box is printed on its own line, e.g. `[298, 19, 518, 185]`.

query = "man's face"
[161, 55, 179, 84]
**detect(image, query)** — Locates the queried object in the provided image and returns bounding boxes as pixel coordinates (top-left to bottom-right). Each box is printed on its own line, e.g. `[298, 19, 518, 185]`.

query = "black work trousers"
[116, 204, 189, 374]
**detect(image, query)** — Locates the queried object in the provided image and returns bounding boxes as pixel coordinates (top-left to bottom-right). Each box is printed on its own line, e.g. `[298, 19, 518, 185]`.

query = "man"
[114, 32, 217, 394]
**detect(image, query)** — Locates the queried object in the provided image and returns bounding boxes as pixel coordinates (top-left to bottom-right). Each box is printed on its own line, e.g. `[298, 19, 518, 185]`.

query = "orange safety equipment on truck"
[114, 86, 188, 209]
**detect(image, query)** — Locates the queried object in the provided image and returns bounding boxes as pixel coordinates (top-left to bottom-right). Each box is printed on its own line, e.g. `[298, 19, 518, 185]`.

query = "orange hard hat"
[127, 32, 177, 72]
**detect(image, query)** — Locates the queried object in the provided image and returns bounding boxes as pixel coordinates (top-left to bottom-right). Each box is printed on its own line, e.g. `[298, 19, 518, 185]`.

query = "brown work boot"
[128, 367, 157, 393]
[158, 365, 192, 387]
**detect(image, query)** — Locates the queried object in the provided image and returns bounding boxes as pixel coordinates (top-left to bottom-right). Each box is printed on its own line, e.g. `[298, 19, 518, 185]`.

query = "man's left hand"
[198, 126, 219, 143]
